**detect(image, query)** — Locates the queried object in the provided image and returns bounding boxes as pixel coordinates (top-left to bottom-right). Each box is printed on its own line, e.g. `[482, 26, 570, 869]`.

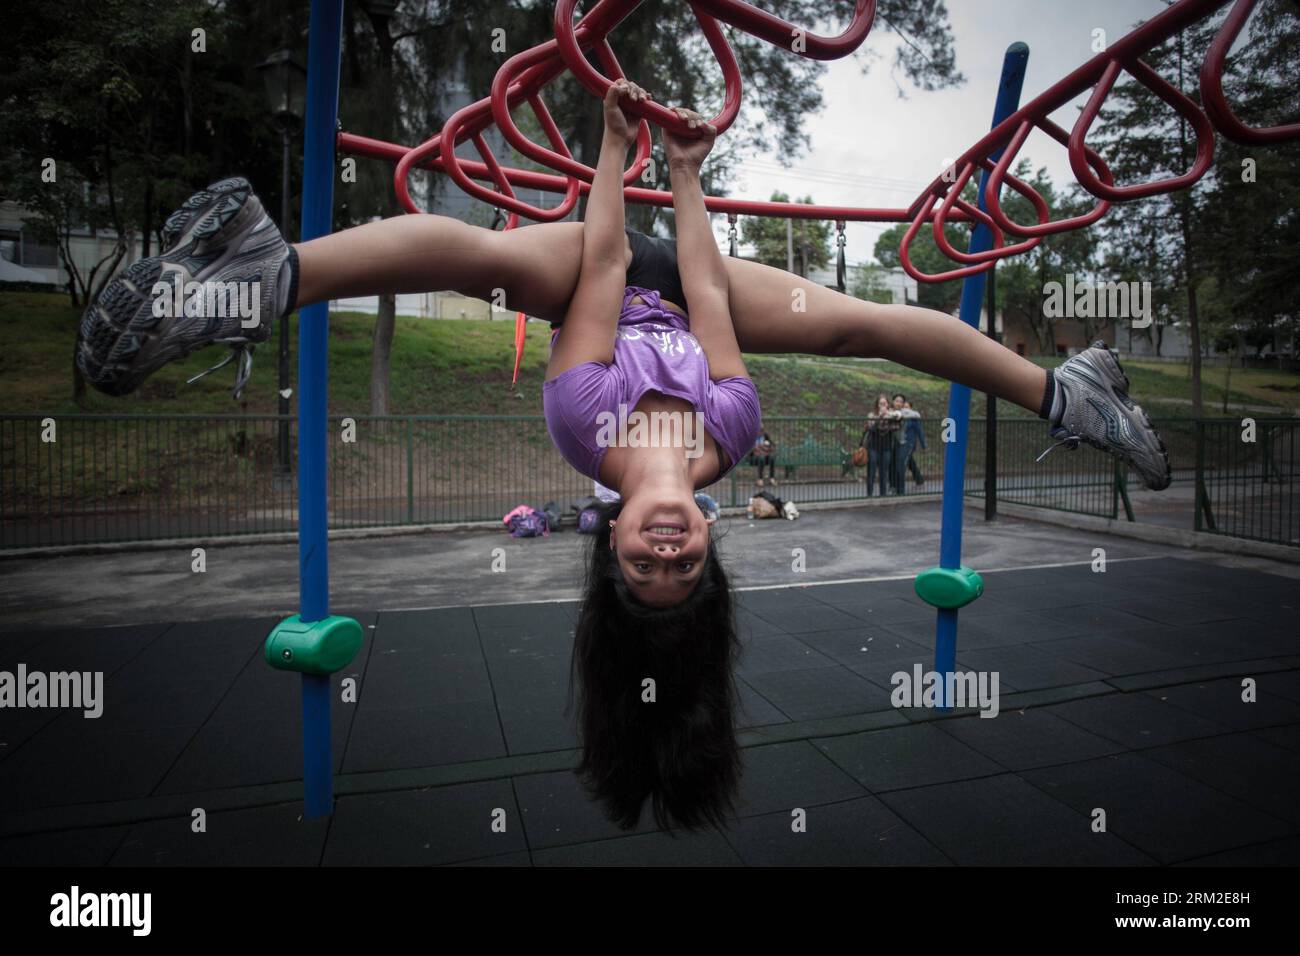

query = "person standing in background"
[893, 394, 926, 492]
[866, 394, 900, 496]
[752, 429, 776, 488]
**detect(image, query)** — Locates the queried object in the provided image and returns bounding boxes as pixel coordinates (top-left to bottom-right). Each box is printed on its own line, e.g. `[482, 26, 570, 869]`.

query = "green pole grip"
[265, 614, 363, 676]
[914, 566, 984, 610]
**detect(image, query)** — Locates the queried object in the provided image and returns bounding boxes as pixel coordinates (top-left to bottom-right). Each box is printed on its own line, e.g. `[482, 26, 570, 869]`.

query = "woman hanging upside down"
[76, 79, 1171, 831]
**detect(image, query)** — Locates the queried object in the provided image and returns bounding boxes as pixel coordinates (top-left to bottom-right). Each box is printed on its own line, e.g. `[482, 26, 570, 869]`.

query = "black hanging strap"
[835, 220, 846, 293]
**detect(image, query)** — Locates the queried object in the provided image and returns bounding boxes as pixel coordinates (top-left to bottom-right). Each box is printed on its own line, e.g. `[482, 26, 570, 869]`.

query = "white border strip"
[379, 554, 1170, 613]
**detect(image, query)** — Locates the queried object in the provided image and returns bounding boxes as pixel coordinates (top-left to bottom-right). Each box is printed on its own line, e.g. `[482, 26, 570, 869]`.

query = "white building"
[805, 262, 918, 305]
[0, 200, 148, 292]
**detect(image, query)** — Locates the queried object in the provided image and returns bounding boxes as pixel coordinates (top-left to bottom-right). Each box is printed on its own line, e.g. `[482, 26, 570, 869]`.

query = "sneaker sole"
[161, 177, 254, 250]
[77, 179, 264, 395]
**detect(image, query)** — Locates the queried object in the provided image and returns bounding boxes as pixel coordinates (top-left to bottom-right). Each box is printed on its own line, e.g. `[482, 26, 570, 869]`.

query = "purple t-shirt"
[543, 286, 761, 485]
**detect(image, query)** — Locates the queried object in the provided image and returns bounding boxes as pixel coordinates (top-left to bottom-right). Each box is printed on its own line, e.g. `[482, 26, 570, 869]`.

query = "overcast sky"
[730, 0, 1175, 266]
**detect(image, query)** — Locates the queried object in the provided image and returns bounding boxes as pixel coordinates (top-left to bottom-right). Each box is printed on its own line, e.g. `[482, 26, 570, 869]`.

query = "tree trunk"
[1222, 339, 1234, 414]
[58, 231, 85, 308]
[1186, 281, 1203, 417]
[72, 341, 86, 405]
[181, 52, 193, 155]
[1034, 257, 1055, 355]
[141, 168, 154, 258]
[366, 8, 399, 419]
[1175, 34, 1203, 418]
[371, 294, 395, 416]
[1180, 203, 1202, 414]
[87, 241, 127, 306]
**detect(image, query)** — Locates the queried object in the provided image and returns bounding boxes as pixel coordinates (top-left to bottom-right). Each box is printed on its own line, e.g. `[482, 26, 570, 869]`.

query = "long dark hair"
[568, 501, 742, 831]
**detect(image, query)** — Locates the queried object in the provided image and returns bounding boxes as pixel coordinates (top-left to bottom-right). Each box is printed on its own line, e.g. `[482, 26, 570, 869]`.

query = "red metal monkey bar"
[336, 0, 1298, 282]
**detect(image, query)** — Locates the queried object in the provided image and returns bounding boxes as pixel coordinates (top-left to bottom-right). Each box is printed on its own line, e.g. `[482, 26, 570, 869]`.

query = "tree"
[1, 0, 967, 403]
[993, 162, 1099, 355]
[1196, 1, 1300, 362]
[1093, 3, 1300, 408]
[851, 263, 894, 304]
[1195, 274, 1239, 412]
[333, 2, 563, 412]
[340, 0, 408, 417]
[1, 0, 306, 401]
[2, 0, 259, 400]
[872, 220, 965, 313]
[739, 193, 831, 276]
[1089, 9, 1228, 413]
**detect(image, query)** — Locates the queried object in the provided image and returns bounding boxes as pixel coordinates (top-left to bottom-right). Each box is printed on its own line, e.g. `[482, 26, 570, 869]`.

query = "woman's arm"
[663, 108, 747, 382]
[546, 80, 645, 380]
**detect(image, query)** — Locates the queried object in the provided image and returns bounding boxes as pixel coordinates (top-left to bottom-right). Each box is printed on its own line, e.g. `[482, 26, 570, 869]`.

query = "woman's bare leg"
[292, 216, 1044, 412]
[721, 257, 1047, 414]
[294, 215, 588, 325]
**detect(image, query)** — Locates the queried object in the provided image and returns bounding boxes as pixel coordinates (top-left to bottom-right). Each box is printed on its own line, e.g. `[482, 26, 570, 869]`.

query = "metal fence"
[1195, 418, 1300, 546]
[1, 413, 1295, 549]
[965, 418, 1123, 519]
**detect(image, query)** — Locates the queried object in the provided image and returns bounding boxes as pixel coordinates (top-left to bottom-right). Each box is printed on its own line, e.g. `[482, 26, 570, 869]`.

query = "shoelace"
[1036, 429, 1142, 480]
[1035, 431, 1081, 463]
[187, 344, 255, 399]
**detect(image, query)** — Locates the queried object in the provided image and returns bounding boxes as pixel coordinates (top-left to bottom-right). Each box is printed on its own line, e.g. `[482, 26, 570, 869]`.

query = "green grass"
[2, 291, 1295, 420]
[0, 292, 559, 416]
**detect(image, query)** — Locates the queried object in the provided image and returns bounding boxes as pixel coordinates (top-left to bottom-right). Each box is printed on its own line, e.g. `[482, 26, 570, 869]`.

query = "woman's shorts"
[623, 227, 687, 311]
[547, 227, 688, 329]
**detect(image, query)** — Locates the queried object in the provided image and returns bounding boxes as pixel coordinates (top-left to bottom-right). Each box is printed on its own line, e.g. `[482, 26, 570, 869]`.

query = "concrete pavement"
[3, 500, 1294, 632]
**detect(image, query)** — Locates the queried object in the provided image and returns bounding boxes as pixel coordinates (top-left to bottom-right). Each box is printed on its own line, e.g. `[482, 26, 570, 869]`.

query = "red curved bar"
[983, 118, 1113, 238]
[688, 0, 876, 60]
[392, 131, 446, 216]
[896, 0, 1237, 277]
[378, 0, 879, 217]
[979, 149, 1055, 235]
[488, 29, 653, 185]
[1200, 0, 1300, 145]
[554, 0, 744, 138]
[1069, 57, 1217, 202]
[929, 160, 1043, 265]
[442, 100, 582, 221]
[338, 0, 1299, 284]
[901, 200, 995, 283]
[489, 34, 589, 181]
[346, 127, 984, 225]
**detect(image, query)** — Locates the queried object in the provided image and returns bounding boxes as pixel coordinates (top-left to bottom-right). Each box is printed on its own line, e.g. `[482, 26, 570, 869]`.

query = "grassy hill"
[2, 292, 1294, 420]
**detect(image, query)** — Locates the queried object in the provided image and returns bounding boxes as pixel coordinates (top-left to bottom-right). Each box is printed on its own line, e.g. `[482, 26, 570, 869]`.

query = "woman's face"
[610, 485, 712, 608]
[876, 396, 889, 414]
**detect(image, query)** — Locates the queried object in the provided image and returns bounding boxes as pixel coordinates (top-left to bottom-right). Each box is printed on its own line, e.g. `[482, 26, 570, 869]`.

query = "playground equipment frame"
[281, 0, 1297, 817]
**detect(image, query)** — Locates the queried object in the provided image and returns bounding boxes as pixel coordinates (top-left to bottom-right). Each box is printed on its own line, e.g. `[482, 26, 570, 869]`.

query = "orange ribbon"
[511, 311, 527, 386]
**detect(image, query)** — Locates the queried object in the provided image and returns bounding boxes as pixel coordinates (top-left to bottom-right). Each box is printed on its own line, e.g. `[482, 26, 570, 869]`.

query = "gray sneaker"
[76, 177, 289, 397]
[1042, 341, 1172, 491]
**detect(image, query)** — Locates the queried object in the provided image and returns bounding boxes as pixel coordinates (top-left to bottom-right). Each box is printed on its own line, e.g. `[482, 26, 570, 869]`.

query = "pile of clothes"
[501, 503, 562, 538]
[500, 492, 724, 538]
[747, 489, 799, 521]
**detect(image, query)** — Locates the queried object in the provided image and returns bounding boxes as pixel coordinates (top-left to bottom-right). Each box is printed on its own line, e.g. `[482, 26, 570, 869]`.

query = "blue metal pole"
[934, 43, 1029, 705]
[298, 0, 344, 819]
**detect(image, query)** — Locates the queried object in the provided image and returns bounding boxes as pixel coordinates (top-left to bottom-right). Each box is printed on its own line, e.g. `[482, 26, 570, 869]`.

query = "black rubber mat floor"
[1, 556, 1296, 866]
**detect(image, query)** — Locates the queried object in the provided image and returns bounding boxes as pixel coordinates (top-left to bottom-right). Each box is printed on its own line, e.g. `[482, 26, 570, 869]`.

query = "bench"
[748, 439, 855, 480]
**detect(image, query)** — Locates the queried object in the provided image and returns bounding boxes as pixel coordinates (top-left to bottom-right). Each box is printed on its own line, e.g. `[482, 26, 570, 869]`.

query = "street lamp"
[256, 48, 306, 482]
